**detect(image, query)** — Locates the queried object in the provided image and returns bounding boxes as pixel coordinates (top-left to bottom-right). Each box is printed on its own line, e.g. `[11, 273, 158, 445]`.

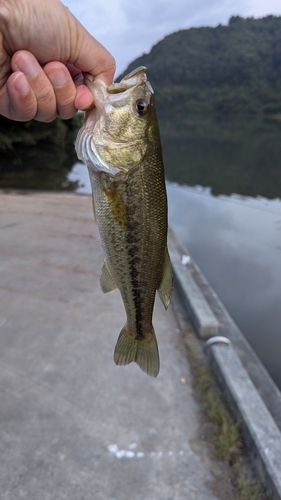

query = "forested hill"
[118, 15, 281, 129]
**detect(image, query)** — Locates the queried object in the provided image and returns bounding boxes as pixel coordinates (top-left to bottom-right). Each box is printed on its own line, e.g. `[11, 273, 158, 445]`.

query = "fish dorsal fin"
[100, 260, 117, 293]
[157, 248, 173, 310]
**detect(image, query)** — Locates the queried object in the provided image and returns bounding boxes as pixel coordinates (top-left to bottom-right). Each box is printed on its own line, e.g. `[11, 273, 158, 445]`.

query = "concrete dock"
[0, 191, 235, 500]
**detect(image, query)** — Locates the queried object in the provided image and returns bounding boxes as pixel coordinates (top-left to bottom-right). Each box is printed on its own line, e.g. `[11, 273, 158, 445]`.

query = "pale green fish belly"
[88, 150, 172, 377]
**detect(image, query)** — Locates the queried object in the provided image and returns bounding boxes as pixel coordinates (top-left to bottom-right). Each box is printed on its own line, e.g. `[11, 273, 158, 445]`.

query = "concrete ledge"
[168, 232, 219, 338]
[210, 344, 281, 500]
[169, 226, 281, 500]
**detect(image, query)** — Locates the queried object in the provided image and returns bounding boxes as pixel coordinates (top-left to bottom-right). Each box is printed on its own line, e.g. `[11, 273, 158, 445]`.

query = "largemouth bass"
[75, 67, 173, 377]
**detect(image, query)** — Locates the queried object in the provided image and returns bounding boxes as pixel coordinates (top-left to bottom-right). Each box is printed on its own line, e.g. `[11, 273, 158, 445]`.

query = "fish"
[75, 66, 173, 377]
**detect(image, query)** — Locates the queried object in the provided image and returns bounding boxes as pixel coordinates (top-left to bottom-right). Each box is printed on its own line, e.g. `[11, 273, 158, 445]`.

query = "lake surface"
[168, 184, 281, 389]
[1, 121, 281, 390]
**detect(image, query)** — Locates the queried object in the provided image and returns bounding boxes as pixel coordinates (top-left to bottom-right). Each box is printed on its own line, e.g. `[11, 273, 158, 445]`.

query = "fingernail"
[14, 73, 30, 96]
[47, 69, 67, 88]
[15, 53, 38, 78]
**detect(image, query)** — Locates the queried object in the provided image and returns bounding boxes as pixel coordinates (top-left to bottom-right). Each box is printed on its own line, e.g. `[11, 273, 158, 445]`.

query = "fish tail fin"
[114, 325, 160, 378]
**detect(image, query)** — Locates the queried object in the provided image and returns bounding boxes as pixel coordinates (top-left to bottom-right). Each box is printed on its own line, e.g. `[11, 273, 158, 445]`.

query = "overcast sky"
[64, 0, 281, 77]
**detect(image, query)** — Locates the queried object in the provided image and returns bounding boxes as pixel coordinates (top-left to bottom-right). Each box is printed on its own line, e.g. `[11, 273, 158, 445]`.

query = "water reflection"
[167, 183, 281, 389]
[161, 119, 281, 198]
[68, 162, 91, 194]
[0, 143, 78, 191]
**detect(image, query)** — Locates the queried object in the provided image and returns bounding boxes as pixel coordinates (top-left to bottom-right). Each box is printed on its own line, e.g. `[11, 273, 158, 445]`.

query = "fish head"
[75, 67, 158, 179]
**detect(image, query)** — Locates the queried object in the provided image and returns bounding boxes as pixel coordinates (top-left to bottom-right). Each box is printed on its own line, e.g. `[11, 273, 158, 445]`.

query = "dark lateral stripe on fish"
[127, 234, 145, 339]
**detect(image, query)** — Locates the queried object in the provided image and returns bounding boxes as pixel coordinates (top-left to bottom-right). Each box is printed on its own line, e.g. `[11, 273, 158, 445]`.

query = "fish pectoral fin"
[114, 325, 160, 377]
[157, 248, 173, 310]
[100, 260, 117, 293]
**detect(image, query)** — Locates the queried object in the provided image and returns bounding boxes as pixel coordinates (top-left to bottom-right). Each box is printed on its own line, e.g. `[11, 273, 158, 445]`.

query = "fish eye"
[136, 99, 149, 116]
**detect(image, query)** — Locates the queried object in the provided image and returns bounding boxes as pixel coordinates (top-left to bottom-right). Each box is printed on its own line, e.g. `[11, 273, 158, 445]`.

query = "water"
[68, 162, 92, 194]
[0, 143, 79, 191]
[1, 121, 281, 390]
[167, 184, 281, 389]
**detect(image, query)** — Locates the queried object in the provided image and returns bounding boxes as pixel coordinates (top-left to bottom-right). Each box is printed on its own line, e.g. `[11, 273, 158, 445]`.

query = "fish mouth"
[83, 66, 151, 109]
[107, 66, 148, 94]
[84, 66, 147, 90]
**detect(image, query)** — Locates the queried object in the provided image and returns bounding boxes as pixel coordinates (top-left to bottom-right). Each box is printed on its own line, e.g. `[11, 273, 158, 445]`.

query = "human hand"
[0, 0, 115, 122]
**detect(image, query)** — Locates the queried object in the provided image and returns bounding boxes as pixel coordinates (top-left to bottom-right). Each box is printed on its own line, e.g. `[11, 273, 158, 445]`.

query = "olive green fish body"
[76, 67, 172, 377]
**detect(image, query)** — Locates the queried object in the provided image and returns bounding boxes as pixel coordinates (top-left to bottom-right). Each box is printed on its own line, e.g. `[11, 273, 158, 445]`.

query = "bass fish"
[75, 67, 173, 377]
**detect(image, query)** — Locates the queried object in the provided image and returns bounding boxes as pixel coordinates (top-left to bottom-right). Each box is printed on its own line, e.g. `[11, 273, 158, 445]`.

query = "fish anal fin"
[158, 248, 173, 309]
[100, 260, 117, 293]
[114, 325, 160, 377]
